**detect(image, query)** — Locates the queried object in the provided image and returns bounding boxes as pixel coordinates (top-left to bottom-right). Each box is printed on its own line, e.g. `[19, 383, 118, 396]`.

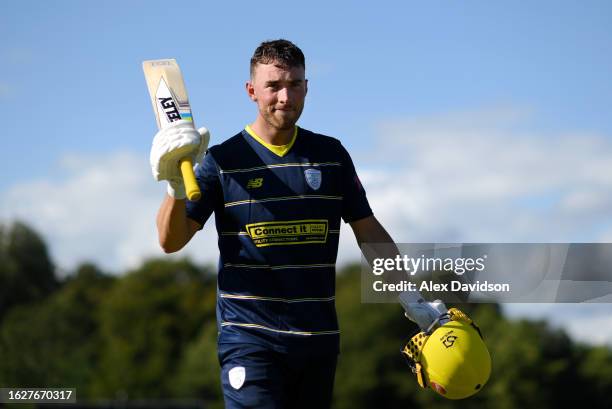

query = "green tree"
[0, 262, 113, 392]
[578, 344, 612, 403]
[173, 323, 223, 408]
[0, 221, 57, 319]
[93, 258, 215, 399]
[2, 223, 612, 409]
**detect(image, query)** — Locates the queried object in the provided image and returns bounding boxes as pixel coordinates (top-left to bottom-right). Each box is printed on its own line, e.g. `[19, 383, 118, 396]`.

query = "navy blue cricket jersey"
[186, 126, 372, 355]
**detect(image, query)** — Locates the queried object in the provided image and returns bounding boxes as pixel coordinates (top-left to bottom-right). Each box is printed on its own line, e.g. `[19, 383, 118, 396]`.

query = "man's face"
[247, 62, 308, 131]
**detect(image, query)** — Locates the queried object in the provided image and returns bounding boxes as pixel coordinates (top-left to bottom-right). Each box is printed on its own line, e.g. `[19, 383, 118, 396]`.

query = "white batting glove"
[150, 120, 210, 199]
[399, 291, 449, 331]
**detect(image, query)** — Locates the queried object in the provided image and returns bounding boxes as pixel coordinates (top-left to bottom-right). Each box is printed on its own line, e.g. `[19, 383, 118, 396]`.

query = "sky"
[1, 1, 612, 345]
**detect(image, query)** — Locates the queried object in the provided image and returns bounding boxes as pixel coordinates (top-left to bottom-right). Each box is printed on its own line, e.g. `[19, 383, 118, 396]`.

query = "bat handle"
[180, 158, 201, 201]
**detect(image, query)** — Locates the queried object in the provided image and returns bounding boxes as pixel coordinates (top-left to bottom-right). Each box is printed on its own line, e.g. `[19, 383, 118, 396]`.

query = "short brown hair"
[250, 39, 305, 78]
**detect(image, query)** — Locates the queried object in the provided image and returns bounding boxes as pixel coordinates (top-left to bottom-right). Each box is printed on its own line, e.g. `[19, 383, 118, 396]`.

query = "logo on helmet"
[440, 330, 458, 348]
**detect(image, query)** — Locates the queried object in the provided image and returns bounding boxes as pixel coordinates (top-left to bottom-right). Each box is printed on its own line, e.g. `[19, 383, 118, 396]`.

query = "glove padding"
[150, 120, 210, 199]
[399, 291, 449, 331]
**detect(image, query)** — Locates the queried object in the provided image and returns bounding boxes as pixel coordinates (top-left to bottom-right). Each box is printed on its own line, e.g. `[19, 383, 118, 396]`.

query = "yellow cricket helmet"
[401, 308, 491, 399]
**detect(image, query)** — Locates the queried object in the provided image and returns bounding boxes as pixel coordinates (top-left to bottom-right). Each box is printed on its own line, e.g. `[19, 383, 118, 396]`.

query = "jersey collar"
[244, 125, 297, 157]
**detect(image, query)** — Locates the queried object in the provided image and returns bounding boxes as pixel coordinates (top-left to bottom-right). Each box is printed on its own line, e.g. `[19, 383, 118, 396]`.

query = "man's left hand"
[399, 291, 449, 331]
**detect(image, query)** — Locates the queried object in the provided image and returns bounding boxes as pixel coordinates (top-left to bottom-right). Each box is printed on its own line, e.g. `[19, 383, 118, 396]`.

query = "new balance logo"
[246, 178, 263, 189]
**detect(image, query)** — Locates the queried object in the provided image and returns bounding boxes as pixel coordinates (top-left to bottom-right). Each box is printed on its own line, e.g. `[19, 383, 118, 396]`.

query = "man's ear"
[246, 80, 257, 101]
[305, 79, 308, 95]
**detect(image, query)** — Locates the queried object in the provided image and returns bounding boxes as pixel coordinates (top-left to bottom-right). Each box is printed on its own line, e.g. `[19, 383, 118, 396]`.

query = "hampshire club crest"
[304, 168, 322, 190]
[228, 366, 246, 390]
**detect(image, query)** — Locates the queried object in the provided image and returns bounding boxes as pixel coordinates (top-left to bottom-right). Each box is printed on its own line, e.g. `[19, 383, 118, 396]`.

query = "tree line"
[1, 221, 612, 409]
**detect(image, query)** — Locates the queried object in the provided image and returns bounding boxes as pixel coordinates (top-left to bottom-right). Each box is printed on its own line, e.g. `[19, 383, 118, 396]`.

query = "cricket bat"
[142, 58, 201, 201]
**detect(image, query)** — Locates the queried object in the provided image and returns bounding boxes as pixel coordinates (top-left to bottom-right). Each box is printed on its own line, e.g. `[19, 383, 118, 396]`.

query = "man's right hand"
[149, 120, 210, 199]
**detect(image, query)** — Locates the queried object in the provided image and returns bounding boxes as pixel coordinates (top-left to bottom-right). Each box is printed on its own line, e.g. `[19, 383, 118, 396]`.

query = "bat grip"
[180, 158, 201, 201]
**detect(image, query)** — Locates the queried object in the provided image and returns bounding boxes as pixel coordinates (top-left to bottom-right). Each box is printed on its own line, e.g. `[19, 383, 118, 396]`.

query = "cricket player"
[151, 39, 447, 408]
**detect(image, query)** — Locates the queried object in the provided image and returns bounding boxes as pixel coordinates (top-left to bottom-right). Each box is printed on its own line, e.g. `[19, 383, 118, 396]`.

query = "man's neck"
[250, 117, 294, 146]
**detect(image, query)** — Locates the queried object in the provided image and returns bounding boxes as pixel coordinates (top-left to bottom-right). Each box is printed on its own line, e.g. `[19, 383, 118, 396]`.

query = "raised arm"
[149, 121, 212, 253]
[156, 195, 202, 253]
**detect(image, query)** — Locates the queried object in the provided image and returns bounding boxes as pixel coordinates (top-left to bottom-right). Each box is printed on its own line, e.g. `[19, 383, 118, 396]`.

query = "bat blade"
[143, 59, 201, 201]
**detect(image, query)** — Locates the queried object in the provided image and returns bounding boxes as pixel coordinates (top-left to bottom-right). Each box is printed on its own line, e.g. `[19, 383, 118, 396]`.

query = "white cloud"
[336, 108, 612, 266]
[357, 108, 612, 244]
[503, 303, 612, 346]
[0, 151, 218, 274]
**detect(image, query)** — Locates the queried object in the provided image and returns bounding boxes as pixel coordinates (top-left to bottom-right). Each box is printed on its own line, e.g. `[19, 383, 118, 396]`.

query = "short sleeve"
[185, 150, 222, 228]
[338, 142, 373, 223]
